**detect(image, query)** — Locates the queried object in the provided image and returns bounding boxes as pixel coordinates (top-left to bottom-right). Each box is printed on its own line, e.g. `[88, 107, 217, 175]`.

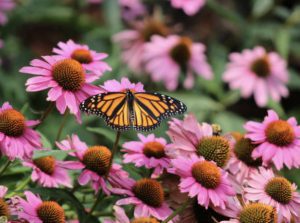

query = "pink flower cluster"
[0, 63, 299, 222]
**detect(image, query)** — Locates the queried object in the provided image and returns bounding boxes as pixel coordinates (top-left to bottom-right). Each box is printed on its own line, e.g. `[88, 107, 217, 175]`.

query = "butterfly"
[79, 89, 187, 131]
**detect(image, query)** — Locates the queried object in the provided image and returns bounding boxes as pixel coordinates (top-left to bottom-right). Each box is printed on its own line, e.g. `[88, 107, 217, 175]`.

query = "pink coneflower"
[113, 19, 168, 73]
[223, 46, 289, 107]
[18, 191, 65, 223]
[22, 154, 83, 188]
[122, 133, 171, 178]
[0, 185, 20, 221]
[86, 0, 145, 21]
[113, 178, 173, 221]
[119, 0, 146, 21]
[170, 0, 206, 16]
[226, 132, 262, 183]
[104, 206, 161, 223]
[167, 114, 231, 168]
[0, 102, 41, 160]
[0, 0, 15, 25]
[219, 202, 278, 223]
[19, 56, 101, 122]
[56, 134, 129, 194]
[169, 155, 235, 209]
[244, 167, 300, 222]
[244, 110, 300, 170]
[101, 77, 145, 92]
[144, 35, 213, 91]
[53, 39, 111, 77]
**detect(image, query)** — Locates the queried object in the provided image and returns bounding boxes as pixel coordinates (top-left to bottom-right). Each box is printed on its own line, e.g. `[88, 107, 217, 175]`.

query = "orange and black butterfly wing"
[132, 92, 187, 131]
[79, 92, 131, 131]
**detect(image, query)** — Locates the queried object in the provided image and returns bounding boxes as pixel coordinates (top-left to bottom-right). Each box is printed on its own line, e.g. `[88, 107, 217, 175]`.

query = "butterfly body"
[80, 89, 187, 131]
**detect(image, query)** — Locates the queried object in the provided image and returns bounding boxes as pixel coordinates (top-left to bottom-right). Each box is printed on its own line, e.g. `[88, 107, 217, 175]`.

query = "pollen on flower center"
[197, 136, 231, 167]
[143, 141, 166, 159]
[251, 56, 271, 78]
[36, 201, 65, 223]
[52, 59, 85, 91]
[131, 217, 160, 223]
[265, 120, 295, 147]
[33, 156, 56, 175]
[71, 49, 93, 64]
[191, 161, 221, 189]
[239, 203, 277, 223]
[133, 178, 164, 207]
[0, 109, 25, 137]
[170, 37, 192, 68]
[265, 177, 292, 204]
[234, 136, 262, 167]
[141, 20, 168, 42]
[82, 146, 112, 176]
[0, 199, 10, 218]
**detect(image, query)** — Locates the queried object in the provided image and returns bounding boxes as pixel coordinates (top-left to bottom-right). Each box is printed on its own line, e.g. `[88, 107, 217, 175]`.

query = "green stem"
[85, 192, 103, 223]
[7, 175, 31, 197]
[55, 110, 69, 141]
[0, 160, 12, 177]
[161, 199, 191, 223]
[40, 103, 55, 123]
[15, 175, 31, 191]
[105, 131, 121, 179]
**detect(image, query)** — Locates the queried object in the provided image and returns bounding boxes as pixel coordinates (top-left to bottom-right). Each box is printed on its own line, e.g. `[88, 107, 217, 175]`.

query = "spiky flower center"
[33, 156, 56, 175]
[52, 59, 85, 91]
[191, 161, 221, 189]
[234, 137, 262, 167]
[0, 109, 25, 137]
[141, 20, 168, 42]
[82, 146, 112, 176]
[251, 56, 270, 78]
[36, 201, 65, 223]
[71, 49, 93, 64]
[265, 120, 295, 147]
[239, 203, 277, 223]
[170, 37, 192, 68]
[0, 199, 10, 218]
[143, 141, 166, 159]
[197, 136, 231, 167]
[131, 217, 160, 223]
[265, 177, 292, 204]
[133, 178, 164, 207]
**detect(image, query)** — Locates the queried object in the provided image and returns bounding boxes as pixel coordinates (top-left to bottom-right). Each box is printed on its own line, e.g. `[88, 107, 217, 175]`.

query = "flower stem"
[161, 198, 191, 223]
[15, 175, 31, 192]
[105, 131, 121, 179]
[40, 102, 55, 122]
[85, 191, 103, 223]
[0, 160, 12, 177]
[55, 110, 69, 142]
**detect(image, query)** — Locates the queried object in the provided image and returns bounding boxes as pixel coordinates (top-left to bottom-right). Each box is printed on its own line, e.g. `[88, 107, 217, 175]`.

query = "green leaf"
[37, 131, 53, 149]
[87, 127, 119, 143]
[212, 111, 246, 133]
[166, 92, 223, 111]
[252, 0, 274, 18]
[287, 6, 300, 26]
[288, 69, 300, 90]
[275, 28, 290, 59]
[267, 100, 286, 118]
[33, 149, 74, 159]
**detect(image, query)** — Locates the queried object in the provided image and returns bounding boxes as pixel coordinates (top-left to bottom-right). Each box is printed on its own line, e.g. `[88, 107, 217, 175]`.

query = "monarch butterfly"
[79, 90, 187, 131]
